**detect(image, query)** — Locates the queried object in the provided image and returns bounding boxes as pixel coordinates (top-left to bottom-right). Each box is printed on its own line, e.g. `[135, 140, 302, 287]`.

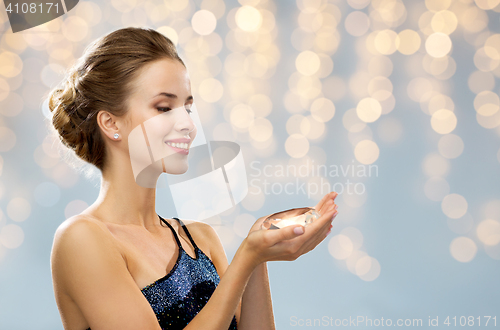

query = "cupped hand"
[241, 191, 339, 268]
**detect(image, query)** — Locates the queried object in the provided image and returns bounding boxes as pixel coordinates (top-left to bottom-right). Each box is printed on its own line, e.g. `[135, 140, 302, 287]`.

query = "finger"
[265, 224, 305, 245]
[315, 191, 337, 212]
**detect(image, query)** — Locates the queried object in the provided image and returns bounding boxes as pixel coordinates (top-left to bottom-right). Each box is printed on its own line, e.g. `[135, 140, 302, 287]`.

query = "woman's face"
[124, 58, 197, 180]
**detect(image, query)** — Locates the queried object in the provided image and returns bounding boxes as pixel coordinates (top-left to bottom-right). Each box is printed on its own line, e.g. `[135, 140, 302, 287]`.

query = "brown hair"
[48, 27, 185, 171]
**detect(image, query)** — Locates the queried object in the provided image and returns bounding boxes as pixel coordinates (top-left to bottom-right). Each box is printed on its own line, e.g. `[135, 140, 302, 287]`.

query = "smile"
[166, 142, 189, 150]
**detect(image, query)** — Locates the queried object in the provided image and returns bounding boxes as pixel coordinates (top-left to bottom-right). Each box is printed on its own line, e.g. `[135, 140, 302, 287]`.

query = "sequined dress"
[86, 215, 238, 330]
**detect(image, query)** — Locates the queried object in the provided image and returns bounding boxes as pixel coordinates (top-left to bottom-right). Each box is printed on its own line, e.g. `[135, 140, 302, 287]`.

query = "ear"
[96, 110, 121, 141]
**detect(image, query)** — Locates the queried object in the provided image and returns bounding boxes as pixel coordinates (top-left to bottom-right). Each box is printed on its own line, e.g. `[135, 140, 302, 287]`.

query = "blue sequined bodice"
[86, 216, 238, 330]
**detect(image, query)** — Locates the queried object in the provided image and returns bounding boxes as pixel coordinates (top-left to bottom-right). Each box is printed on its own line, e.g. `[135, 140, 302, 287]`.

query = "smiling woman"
[47, 27, 339, 330]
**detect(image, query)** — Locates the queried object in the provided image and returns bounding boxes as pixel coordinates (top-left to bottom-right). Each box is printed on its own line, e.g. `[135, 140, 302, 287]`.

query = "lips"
[165, 138, 191, 155]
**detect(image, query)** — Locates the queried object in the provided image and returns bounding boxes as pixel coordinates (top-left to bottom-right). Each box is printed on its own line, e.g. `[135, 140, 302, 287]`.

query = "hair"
[47, 27, 185, 172]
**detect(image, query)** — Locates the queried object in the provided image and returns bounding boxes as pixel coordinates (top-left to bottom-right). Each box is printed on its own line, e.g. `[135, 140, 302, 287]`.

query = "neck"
[85, 154, 163, 229]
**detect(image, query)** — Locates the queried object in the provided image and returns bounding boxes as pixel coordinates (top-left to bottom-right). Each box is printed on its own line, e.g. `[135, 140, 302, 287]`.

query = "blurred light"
[230, 104, 254, 130]
[423, 93, 454, 116]
[356, 256, 381, 281]
[407, 77, 433, 102]
[296, 0, 323, 13]
[347, 0, 370, 9]
[249, 117, 273, 142]
[450, 237, 477, 263]
[431, 10, 457, 34]
[290, 28, 315, 51]
[241, 187, 265, 211]
[368, 56, 393, 77]
[356, 97, 382, 123]
[285, 134, 309, 158]
[340, 227, 364, 250]
[0, 78, 9, 101]
[424, 176, 450, 201]
[192, 10, 217, 35]
[64, 200, 88, 219]
[396, 29, 421, 55]
[244, 53, 269, 78]
[295, 51, 320, 76]
[425, 33, 452, 58]
[75, 1, 102, 27]
[476, 110, 500, 129]
[310, 98, 335, 123]
[425, 0, 452, 12]
[368, 76, 393, 101]
[3, 33, 28, 52]
[345, 11, 370, 37]
[447, 213, 474, 235]
[317, 54, 334, 78]
[298, 11, 323, 33]
[315, 31, 341, 54]
[475, 0, 500, 9]
[0, 127, 16, 152]
[343, 108, 367, 133]
[235, 6, 262, 32]
[374, 29, 398, 55]
[442, 193, 468, 219]
[346, 250, 368, 274]
[422, 153, 450, 177]
[0, 224, 24, 249]
[474, 48, 500, 72]
[354, 140, 380, 165]
[484, 34, 500, 60]
[287, 114, 307, 135]
[303, 116, 325, 140]
[157, 26, 179, 45]
[248, 94, 272, 117]
[0, 92, 24, 118]
[342, 192, 367, 208]
[34, 182, 61, 207]
[477, 219, 500, 246]
[474, 91, 499, 116]
[460, 6, 488, 33]
[198, 78, 223, 103]
[7, 197, 31, 222]
[468, 70, 495, 94]
[322, 76, 347, 101]
[348, 124, 373, 146]
[62, 16, 89, 42]
[431, 109, 457, 134]
[377, 117, 403, 143]
[0, 51, 23, 78]
[328, 234, 354, 260]
[438, 134, 464, 159]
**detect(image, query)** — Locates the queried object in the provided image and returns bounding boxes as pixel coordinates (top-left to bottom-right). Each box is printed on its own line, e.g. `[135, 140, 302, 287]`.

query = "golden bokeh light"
[447, 213, 474, 235]
[474, 0, 500, 11]
[0, 51, 23, 78]
[328, 234, 354, 260]
[368, 76, 393, 101]
[356, 256, 381, 281]
[345, 11, 370, 37]
[7, 197, 31, 222]
[317, 54, 334, 78]
[0, 127, 16, 152]
[450, 237, 477, 263]
[198, 77, 224, 103]
[310, 97, 335, 123]
[347, 0, 371, 9]
[61, 16, 89, 42]
[442, 193, 468, 219]
[484, 34, 500, 60]
[295, 50, 321, 76]
[287, 114, 307, 135]
[438, 134, 464, 159]
[368, 56, 393, 77]
[285, 134, 310, 158]
[425, 0, 452, 12]
[354, 139, 380, 165]
[340, 227, 364, 250]
[476, 219, 500, 246]
[460, 6, 488, 33]
[296, 0, 323, 13]
[407, 77, 434, 102]
[474, 48, 500, 72]
[191, 10, 217, 36]
[425, 32, 452, 58]
[374, 29, 398, 55]
[303, 116, 325, 140]
[422, 153, 450, 177]
[343, 108, 367, 133]
[0, 78, 9, 101]
[157, 26, 179, 45]
[431, 10, 458, 34]
[425, 93, 454, 115]
[0, 224, 24, 249]
[235, 6, 262, 32]
[230, 104, 255, 130]
[474, 91, 500, 116]
[248, 94, 272, 117]
[248, 117, 273, 142]
[431, 109, 457, 134]
[244, 53, 269, 78]
[395, 29, 421, 55]
[356, 97, 382, 123]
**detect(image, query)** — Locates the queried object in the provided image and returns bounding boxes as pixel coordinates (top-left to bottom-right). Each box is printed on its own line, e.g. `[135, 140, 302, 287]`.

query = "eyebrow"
[154, 92, 193, 101]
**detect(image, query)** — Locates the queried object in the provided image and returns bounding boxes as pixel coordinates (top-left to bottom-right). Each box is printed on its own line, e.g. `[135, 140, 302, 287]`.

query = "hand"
[240, 192, 339, 268]
[247, 191, 338, 235]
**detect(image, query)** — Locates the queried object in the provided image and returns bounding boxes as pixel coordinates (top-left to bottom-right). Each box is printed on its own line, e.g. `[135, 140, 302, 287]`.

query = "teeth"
[167, 142, 188, 150]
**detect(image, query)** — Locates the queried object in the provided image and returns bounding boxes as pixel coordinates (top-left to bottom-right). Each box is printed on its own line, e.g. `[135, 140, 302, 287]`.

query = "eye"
[185, 105, 193, 114]
[157, 107, 172, 112]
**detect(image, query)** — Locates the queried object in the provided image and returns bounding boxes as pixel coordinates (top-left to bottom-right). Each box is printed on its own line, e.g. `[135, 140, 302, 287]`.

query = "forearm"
[184, 244, 255, 330]
[239, 262, 275, 330]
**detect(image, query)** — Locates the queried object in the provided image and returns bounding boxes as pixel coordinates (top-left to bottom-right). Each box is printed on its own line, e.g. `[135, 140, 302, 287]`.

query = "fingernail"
[294, 226, 304, 235]
[334, 205, 338, 210]
[327, 228, 332, 235]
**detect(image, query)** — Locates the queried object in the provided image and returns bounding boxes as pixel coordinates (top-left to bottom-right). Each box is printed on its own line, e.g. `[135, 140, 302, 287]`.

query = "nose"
[173, 106, 196, 135]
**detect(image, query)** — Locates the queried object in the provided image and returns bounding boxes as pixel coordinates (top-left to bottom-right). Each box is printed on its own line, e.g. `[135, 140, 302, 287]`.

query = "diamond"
[261, 207, 321, 230]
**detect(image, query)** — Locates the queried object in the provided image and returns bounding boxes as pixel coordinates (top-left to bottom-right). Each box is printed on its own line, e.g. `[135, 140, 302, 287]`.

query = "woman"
[48, 27, 339, 330]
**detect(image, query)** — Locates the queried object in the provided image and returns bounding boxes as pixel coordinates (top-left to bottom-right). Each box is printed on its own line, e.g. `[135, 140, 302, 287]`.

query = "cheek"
[190, 126, 197, 139]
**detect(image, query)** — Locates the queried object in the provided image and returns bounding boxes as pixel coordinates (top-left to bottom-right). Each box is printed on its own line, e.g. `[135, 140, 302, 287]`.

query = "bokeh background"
[1, 0, 500, 328]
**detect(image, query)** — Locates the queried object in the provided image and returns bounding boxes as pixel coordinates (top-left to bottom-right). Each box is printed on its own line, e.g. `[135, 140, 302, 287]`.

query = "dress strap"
[172, 217, 199, 251]
[158, 214, 182, 248]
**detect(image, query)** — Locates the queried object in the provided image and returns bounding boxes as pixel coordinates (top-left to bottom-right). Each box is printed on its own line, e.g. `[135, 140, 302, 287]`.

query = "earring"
[114, 133, 120, 139]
